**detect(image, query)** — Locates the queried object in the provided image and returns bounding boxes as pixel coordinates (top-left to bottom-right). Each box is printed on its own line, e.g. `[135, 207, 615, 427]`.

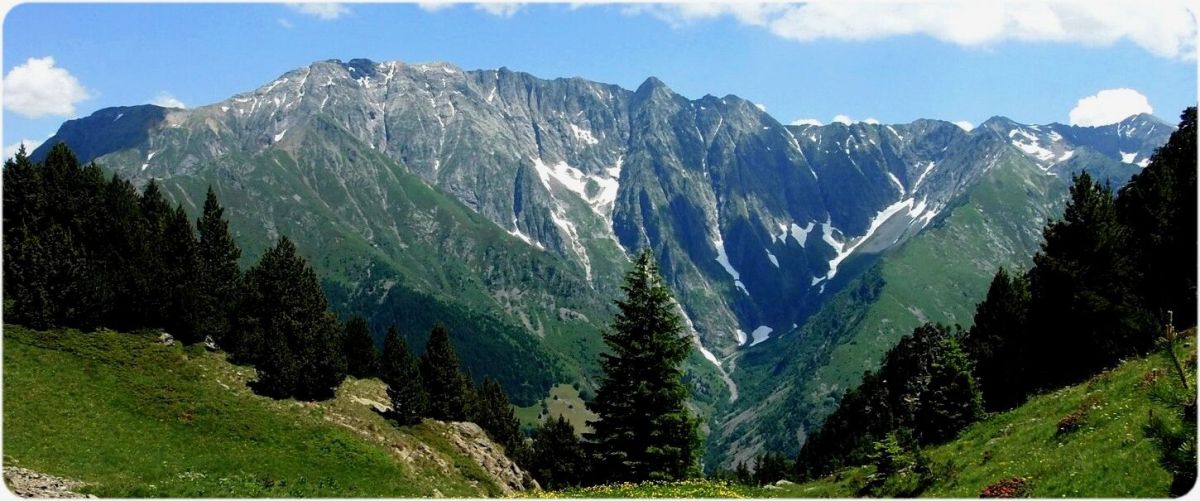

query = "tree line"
[2, 144, 703, 490]
[774, 107, 1196, 492]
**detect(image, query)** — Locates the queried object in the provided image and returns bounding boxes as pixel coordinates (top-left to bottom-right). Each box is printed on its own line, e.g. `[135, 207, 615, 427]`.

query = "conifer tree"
[1028, 172, 1152, 386]
[240, 236, 346, 400]
[195, 186, 243, 348]
[961, 268, 1032, 411]
[418, 323, 473, 421]
[474, 377, 524, 461]
[138, 180, 174, 326]
[530, 416, 586, 490]
[585, 249, 699, 482]
[1117, 107, 1198, 329]
[162, 204, 201, 343]
[734, 461, 752, 486]
[343, 315, 380, 378]
[380, 325, 428, 425]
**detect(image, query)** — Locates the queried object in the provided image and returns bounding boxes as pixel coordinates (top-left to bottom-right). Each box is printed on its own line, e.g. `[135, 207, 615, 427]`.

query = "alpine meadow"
[1, 1, 1197, 498]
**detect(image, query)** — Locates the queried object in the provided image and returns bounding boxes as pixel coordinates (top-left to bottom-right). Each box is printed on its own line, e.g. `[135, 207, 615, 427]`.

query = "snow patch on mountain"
[913, 161, 937, 190]
[569, 123, 600, 146]
[816, 197, 926, 284]
[765, 248, 779, 268]
[748, 325, 774, 347]
[714, 238, 749, 295]
[734, 329, 747, 346]
[1121, 151, 1137, 164]
[887, 172, 905, 195]
[532, 157, 621, 217]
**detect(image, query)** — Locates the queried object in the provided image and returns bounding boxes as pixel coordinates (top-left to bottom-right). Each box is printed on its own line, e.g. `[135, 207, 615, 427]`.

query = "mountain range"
[31, 57, 1174, 467]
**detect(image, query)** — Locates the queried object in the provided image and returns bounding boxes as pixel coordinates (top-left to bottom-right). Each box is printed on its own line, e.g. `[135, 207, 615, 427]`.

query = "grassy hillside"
[779, 335, 1190, 498]
[2, 325, 505, 497]
[534, 336, 1188, 498]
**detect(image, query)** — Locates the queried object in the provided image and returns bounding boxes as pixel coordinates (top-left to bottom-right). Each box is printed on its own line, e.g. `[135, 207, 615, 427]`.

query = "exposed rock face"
[3, 466, 92, 498]
[441, 422, 539, 495]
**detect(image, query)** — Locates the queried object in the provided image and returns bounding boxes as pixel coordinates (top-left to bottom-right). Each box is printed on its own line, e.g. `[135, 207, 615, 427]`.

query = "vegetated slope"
[778, 332, 1192, 498]
[2, 325, 517, 497]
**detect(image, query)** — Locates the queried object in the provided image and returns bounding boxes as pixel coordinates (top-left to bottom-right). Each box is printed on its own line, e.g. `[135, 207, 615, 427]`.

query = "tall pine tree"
[418, 323, 473, 422]
[343, 315, 380, 378]
[474, 377, 525, 463]
[1117, 107, 1197, 328]
[586, 249, 699, 482]
[162, 204, 201, 343]
[1028, 172, 1152, 386]
[239, 236, 346, 400]
[381, 325, 428, 425]
[195, 186, 243, 349]
[961, 267, 1033, 411]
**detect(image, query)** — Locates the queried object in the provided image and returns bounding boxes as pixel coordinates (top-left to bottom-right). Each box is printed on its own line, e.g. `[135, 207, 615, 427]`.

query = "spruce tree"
[962, 268, 1032, 411]
[474, 377, 524, 462]
[195, 186, 243, 348]
[162, 205, 201, 343]
[1028, 172, 1152, 386]
[138, 180, 174, 326]
[530, 416, 586, 490]
[734, 461, 752, 485]
[1117, 107, 1197, 329]
[343, 315, 381, 378]
[418, 323, 473, 421]
[240, 236, 346, 400]
[380, 325, 428, 425]
[585, 249, 699, 482]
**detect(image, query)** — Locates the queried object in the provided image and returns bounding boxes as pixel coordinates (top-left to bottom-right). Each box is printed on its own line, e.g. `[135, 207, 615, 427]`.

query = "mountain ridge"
[29, 57, 1175, 467]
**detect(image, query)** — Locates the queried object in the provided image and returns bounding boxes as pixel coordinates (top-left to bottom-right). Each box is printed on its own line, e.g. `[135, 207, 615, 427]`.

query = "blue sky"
[3, 2, 1197, 153]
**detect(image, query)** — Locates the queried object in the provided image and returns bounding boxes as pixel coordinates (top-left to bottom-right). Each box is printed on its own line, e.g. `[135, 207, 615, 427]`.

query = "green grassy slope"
[3, 325, 504, 497]
[780, 336, 1190, 498]
[533, 336, 1188, 498]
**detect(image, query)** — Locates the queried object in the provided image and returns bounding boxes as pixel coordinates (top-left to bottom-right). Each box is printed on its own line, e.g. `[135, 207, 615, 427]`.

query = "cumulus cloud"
[475, 3, 523, 17]
[790, 118, 824, 126]
[954, 120, 975, 131]
[151, 92, 186, 109]
[3, 139, 43, 160]
[862, 117, 880, 124]
[3, 57, 92, 119]
[1068, 88, 1153, 126]
[632, 1, 1197, 60]
[285, 3, 350, 20]
[277, 18, 295, 29]
[832, 114, 853, 125]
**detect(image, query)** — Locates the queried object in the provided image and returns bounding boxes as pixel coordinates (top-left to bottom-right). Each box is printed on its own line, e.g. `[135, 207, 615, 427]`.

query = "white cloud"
[151, 92, 186, 109]
[277, 18, 295, 29]
[285, 3, 350, 20]
[832, 114, 853, 125]
[474, 3, 523, 17]
[3, 57, 92, 119]
[790, 118, 824, 126]
[4, 139, 43, 161]
[1068, 88, 1153, 126]
[953, 120, 975, 131]
[633, 1, 1197, 60]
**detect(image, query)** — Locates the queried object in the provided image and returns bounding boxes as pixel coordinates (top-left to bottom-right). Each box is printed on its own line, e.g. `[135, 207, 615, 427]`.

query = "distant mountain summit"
[33, 58, 1175, 466]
